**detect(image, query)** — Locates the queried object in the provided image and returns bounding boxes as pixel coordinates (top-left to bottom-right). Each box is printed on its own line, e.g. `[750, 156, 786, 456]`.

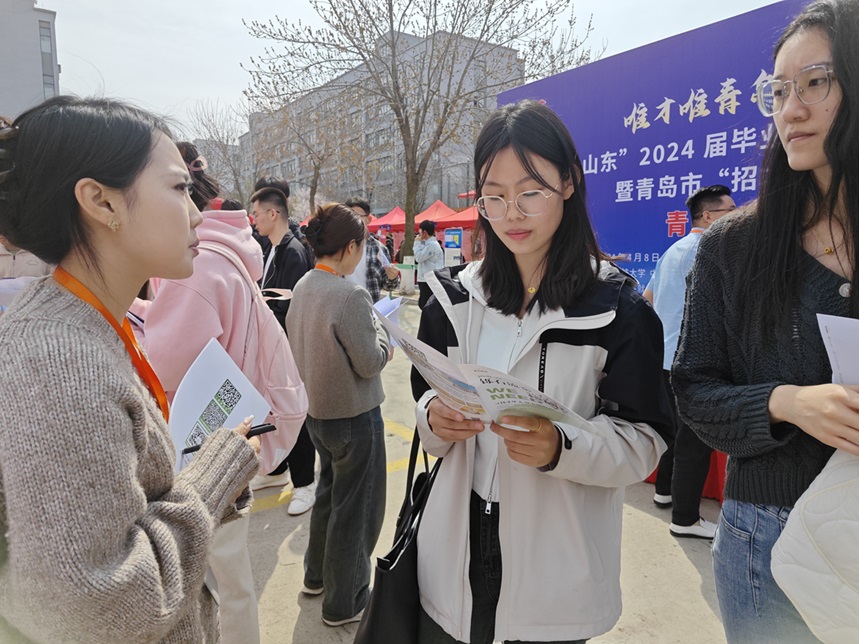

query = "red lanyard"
[53, 267, 170, 422]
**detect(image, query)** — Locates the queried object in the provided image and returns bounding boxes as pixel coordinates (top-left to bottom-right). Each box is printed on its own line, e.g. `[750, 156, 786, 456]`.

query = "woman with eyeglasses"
[410, 100, 674, 644]
[672, 1, 859, 641]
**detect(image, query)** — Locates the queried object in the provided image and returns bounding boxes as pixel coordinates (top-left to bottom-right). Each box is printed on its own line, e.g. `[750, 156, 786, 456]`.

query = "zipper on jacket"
[485, 464, 497, 514]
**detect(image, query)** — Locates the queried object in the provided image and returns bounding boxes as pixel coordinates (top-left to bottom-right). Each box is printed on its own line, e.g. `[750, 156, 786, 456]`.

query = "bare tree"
[290, 184, 333, 221]
[281, 90, 362, 212]
[244, 0, 597, 256]
[188, 101, 249, 203]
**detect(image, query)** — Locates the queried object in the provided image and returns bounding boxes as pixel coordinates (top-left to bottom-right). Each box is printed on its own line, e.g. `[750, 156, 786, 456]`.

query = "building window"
[43, 74, 56, 98]
[39, 22, 52, 54]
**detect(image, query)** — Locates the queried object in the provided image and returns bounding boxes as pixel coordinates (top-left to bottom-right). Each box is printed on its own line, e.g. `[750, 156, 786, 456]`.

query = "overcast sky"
[53, 0, 780, 134]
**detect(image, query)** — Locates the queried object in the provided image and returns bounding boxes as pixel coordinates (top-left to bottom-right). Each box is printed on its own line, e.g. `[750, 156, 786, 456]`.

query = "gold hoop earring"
[108, 220, 120, 232]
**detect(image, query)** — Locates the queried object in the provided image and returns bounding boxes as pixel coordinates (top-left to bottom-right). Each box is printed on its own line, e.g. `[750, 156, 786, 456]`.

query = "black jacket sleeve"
[598, 289, 675, 447]
[266, 237, 311, 329]
[410, 295, 452, 402]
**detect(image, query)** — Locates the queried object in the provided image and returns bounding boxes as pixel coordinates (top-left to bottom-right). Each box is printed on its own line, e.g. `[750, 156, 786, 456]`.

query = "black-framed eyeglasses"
[707, 207, 736, 214]
[756, 65, 835, 117]
[476, 184, 561, 221]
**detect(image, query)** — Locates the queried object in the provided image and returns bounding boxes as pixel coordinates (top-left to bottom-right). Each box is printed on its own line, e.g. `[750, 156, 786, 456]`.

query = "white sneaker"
[250, 471, 291, 492]
[670, 518, 717, 539]
[322, 609, 363, 627]
[288, 483, 317, 516]
[301, 584, 324, 596]
[653, 493, 673, 508]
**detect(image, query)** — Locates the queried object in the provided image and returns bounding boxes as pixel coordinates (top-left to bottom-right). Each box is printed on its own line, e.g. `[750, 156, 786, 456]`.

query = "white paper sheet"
[169, 338, 271, 471]
[817, 314, 859, 385]
[373, 311, 610, 438]
[260, 287, 292, 301]
[373, 297, 403, 346]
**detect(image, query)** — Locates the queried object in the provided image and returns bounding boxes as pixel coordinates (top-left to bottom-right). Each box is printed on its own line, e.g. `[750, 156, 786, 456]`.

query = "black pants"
[417, 492, 587, 644]
[655, 370, 713, 526]
[268, 422, 316, 487]
[418, 281, 433, 310]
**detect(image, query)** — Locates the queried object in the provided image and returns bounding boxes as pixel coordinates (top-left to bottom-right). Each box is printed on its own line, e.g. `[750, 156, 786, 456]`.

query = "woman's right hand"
[232, 416, 261, 454]
[427, 398, 484, 443]
[769, 384, 859, 456]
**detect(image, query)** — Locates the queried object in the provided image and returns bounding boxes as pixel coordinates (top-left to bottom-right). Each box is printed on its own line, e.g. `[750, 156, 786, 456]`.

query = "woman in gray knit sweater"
[673, 1, 859, 641]
[286, 203, 392, 627]
[0, 97, 260, 643]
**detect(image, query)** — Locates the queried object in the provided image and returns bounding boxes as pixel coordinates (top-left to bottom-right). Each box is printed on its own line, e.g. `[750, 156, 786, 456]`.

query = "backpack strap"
[197, 242, 264, 364]
[198, 242, 260, 296]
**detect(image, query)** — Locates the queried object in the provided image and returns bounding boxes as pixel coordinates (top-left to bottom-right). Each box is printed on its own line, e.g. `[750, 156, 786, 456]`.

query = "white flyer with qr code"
[169, 338, 271, 471]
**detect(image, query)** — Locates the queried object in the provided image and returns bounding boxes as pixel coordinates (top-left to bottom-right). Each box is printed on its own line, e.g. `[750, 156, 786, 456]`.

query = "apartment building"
[0, 0, 59, 119]
[245, 30, 523, 214]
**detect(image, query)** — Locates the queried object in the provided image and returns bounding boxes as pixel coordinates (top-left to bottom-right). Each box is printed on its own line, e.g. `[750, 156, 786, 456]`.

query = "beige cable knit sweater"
[0, 278, 259, 643]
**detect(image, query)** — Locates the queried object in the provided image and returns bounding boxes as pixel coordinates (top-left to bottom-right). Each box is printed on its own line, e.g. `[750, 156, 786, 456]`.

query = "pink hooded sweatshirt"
[133, 209, 305, 472]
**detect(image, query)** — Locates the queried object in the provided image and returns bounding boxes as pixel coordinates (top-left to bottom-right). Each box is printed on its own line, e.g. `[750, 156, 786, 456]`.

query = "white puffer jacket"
[771, 449, 859, 643]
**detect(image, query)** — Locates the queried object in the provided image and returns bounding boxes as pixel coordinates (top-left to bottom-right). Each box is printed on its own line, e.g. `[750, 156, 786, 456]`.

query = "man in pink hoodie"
[133, 144, 306, 644]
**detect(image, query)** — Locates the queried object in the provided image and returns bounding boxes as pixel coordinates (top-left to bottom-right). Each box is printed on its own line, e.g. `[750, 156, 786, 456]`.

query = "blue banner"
[498, 0, 806, 287]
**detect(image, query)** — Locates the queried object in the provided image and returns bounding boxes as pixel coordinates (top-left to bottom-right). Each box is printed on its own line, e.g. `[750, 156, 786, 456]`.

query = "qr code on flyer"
[186, 421, 209, 448]
[181, 422, 211, 469]
[215, 379, 242, 412]
[200, 398, 228, 431]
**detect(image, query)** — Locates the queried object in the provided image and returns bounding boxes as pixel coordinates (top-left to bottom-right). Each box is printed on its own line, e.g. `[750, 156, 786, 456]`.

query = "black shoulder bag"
[354, 430, 441, 644]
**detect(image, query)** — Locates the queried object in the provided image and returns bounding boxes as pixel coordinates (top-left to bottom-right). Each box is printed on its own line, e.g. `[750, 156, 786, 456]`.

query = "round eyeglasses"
[476, 185, 561, 221]
[756, 65, 835, 117]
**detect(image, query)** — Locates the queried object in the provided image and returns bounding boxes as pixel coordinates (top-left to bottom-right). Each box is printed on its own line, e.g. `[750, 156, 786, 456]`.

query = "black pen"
[181, 423, 276, 455]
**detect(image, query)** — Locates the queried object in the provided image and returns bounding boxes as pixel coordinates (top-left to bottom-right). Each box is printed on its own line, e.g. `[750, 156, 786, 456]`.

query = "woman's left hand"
[490, 415, 561, 469]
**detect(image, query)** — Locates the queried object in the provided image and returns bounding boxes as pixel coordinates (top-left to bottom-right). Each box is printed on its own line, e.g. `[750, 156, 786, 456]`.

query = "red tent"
[369, 202, 456, 232]
[366, 206, 405, 232]
[434, 205, 479, 229]
[414, 200, 455, 225]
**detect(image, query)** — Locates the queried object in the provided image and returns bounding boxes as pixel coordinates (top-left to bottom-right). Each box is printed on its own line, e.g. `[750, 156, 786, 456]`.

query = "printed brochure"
[374, 312, 609, 438]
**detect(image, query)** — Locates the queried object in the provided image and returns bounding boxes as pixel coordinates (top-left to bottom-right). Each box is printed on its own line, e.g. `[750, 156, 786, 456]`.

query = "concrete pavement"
[248, 298, 726, 643]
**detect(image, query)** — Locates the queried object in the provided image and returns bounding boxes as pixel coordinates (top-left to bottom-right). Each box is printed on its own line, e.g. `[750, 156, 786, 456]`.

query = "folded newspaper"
[374, 312, 609, 438]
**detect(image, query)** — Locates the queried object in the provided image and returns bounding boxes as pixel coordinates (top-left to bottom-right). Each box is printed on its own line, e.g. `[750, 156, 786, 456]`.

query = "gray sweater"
[0, 278, 259, 643]
[286, 269, 389, 419]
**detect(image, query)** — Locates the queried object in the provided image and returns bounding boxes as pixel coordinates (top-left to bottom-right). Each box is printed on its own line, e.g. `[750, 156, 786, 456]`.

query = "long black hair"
[474, 100, 601, 316]
[0, 96, 171, 270]
[739, 0, 859, 332]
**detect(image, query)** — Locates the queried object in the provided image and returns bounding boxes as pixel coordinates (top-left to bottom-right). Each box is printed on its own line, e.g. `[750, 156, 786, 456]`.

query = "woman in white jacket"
[412, 101, 674, 644]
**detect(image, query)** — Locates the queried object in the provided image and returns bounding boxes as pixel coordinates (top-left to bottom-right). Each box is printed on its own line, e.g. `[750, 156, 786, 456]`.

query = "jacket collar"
[430, 260, 633, 320]
[426, 261, 632, 369]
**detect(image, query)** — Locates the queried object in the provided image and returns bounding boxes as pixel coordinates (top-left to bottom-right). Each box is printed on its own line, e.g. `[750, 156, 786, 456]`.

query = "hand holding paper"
[170, 339, 272, 471]
[374, 309, 611, 440]
[765, 314, 859, 456]
[491, 415, 562, 468]
[426, 397, 485, 443]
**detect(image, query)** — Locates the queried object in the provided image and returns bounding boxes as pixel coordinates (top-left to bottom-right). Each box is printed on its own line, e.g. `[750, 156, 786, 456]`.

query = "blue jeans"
[713, 499, 818, 643]
[418, 492, 587, 644]
[303, 407, 386, 622]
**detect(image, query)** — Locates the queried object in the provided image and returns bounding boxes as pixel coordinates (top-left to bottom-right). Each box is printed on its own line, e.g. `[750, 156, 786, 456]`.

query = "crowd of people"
[0, 0, 857, 642]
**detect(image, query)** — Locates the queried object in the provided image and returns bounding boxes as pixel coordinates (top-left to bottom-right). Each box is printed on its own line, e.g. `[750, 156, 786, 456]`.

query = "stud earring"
[108, 220, 120, 232]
